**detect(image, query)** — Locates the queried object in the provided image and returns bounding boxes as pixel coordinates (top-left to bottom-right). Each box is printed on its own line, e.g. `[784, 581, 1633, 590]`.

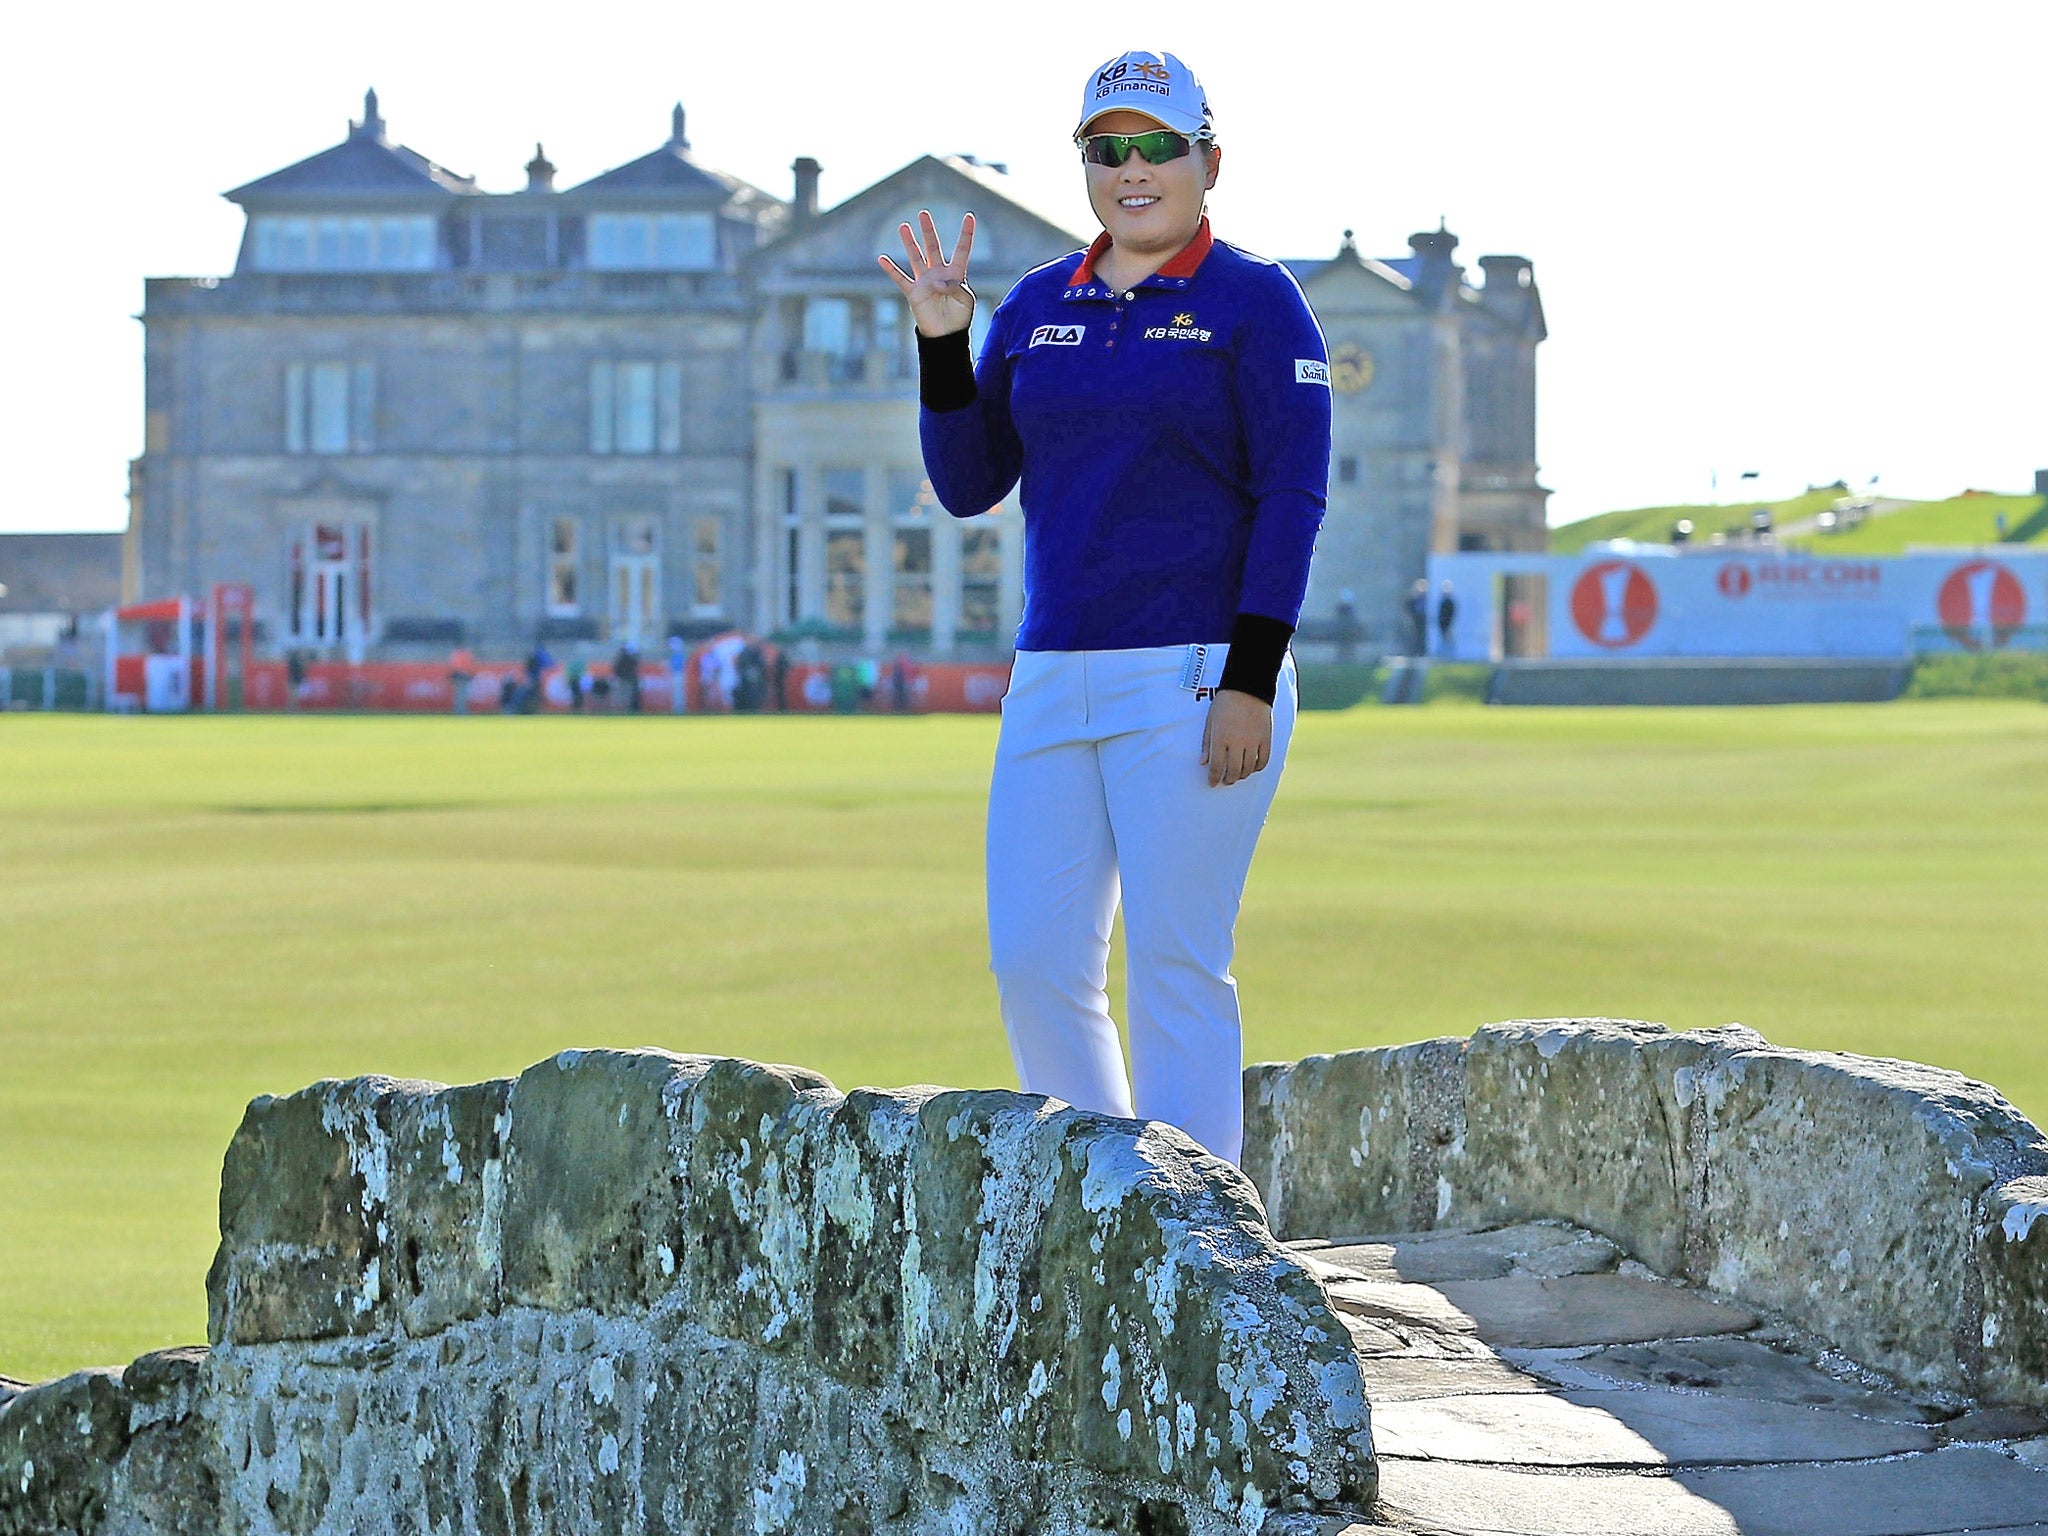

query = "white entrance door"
[301, 523, 361, 645]
[610, 516, 662, 647]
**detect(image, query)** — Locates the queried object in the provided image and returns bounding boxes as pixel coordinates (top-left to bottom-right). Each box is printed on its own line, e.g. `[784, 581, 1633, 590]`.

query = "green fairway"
[4, 705, 2047, 1382]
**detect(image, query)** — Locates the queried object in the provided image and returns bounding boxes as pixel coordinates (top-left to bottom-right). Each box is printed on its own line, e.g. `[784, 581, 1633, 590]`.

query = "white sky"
[3, 0, 2043, 532]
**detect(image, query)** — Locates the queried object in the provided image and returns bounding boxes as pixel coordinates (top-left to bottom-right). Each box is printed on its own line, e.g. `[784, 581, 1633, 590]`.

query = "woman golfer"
[880, 50, 1329, 1166]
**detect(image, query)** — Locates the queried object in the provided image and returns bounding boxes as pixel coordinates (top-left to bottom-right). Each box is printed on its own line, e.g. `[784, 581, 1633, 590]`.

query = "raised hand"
[878, 210, 976, 338]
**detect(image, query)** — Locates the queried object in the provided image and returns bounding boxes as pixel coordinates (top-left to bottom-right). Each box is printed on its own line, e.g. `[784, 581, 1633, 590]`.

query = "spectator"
[735, 643, 767, 713]
[448, 646, 475, 714]
[286, 649, 307, 711]
[890, 653, 912, 713]
[770, 647, 790, 713]
[566, 657, 586, 711]
[1334, 589, 1360, 666]
[1436, 581, 1457, 655]
[614, 640, 642, 713]
[522, 643, 552, 714]
[1405, 579, 1429, 656]
[667, 633, 688, 714]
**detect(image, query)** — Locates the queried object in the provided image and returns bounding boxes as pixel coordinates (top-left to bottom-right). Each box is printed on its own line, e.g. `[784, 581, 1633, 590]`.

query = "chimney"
[668, 103, 689, 151]
[792, 157, 821, 222]
[524, 143, 556, 194]
[1478, 254, 1533, 317]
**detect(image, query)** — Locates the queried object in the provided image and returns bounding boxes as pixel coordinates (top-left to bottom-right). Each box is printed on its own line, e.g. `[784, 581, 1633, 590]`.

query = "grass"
[1554, 489, 2048, 557]
[1550, 488, 1847, 553]
[1787, 493, 2048, 555]
[4, 705, 2047, 1382]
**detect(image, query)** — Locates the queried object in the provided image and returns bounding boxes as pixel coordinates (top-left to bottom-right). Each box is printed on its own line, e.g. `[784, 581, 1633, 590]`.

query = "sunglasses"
[1078, 129, 1205, 168]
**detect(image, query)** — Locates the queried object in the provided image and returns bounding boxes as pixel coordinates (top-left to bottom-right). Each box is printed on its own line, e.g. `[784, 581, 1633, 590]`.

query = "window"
[253, 216, 435, 272]
[285, 362, 374, 454]
[589, 361, 683, 454]
[823, 467, 865, 630]
[872, 297, 908, 380]
[691, 515, 721, 613]
[804, 298, 852, 357]
[782, 469, 801, 626]
[547, 518, 581, 616]
[889, 470, 937, 633]
[588, 213, 717, 270]
[1338, 455, 1360, 485]
[960, 525, 1002, 634]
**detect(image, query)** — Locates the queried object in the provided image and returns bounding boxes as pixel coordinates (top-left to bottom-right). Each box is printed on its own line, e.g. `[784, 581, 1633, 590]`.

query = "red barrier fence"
[161, 659, 1013, 714]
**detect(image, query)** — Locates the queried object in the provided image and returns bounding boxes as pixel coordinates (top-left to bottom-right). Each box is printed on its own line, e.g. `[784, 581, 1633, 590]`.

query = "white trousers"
[986, 644, 1297, 1165]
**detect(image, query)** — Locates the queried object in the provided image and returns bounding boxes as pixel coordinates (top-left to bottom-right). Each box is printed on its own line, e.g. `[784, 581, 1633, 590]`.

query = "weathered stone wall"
[1242, 1018, 2048, 1408]
[2, 1049, 1375, 1536]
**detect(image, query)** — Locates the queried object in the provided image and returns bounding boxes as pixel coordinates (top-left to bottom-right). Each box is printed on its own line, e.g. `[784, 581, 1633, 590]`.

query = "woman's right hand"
[879, 210, 976, 338]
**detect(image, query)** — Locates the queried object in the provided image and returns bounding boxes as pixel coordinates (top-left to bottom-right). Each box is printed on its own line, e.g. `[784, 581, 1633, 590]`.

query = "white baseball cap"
[1076, 51, 1214, 141]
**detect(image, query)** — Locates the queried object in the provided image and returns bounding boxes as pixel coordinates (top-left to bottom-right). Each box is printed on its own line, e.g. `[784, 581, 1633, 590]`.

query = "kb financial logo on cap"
[1095, 59, 1173, 99]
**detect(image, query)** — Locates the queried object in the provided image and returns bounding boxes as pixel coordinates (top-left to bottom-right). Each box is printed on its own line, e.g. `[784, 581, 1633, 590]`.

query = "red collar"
[1066, 216, 1214, 289]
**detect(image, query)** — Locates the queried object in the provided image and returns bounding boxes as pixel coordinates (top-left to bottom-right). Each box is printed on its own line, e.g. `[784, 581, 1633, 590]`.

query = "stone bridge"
[3, 1020, 2045, 1535]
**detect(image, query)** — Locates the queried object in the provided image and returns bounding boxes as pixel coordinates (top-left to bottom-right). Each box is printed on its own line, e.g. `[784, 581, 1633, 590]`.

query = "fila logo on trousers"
[1030, 324, 1086, 347]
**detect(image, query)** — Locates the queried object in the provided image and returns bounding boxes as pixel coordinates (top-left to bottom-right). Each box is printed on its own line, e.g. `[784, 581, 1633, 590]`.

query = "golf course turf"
[3, 701, 2044, 1382]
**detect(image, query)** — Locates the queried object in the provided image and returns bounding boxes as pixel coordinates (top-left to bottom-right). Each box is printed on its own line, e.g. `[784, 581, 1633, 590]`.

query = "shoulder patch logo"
[1296, 359, 1331, 385]
[1029, 324, 1086, 347]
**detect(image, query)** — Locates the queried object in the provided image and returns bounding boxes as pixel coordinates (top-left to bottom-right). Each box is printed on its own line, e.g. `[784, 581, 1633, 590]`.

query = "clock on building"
[1329, 343, 1375, 393]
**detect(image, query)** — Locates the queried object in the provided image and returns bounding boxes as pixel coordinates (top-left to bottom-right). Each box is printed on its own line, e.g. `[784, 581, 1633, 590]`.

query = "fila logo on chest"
[1029, 324, 1086, 347]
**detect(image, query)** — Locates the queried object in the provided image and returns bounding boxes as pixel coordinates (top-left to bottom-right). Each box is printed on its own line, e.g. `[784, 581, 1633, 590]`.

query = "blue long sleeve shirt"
[919, 220, 1331, 653]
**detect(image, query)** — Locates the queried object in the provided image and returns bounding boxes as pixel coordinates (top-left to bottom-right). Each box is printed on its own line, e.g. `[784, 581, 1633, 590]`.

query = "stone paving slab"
[1376, 1461, 1745, 1536]
[1371, 1388, 1938, 1467]
[1358, 1354, 1552, 1402]
[1674, 1447, 2048, 1536]
[1340, 1313, 1498, 1360]
[1326, 1278, 1483, 1336]
[1500, 1338, 1942, 1423]
[1433, 1273, 1758, 1349]
[1326, 1225, 2048, 1535]
[1304, 1224, 1618, 1286]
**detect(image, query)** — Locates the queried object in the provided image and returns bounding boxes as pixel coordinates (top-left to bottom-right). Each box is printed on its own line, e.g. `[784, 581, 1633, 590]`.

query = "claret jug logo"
[1937, 559, 2028, 650]
[1717, 563, 1754, 598]
[1029, 324, 1085, 348]
[1570, 560, 1658, 647]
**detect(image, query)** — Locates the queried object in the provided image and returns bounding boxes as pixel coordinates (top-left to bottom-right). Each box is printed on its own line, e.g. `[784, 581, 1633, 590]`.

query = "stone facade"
[128, 93, 1545, 664]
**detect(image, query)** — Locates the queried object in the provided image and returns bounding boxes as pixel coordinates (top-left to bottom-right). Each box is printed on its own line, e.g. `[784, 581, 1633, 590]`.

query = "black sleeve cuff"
[916, 328, 977, 412]
[1219, 612, 1294, 705]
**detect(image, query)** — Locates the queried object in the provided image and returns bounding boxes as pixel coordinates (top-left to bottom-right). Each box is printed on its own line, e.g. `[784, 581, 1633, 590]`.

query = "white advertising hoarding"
[1425, 549, 2048, 661]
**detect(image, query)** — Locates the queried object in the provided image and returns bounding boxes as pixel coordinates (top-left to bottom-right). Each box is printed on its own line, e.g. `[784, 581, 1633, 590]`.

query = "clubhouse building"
[129, 92, 1547, 662]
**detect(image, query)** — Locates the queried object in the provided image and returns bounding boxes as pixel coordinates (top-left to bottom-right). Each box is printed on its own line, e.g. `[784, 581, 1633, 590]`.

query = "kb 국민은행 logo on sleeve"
[1030, 324, 1085, 347]
[1295, 359, 1330, 385]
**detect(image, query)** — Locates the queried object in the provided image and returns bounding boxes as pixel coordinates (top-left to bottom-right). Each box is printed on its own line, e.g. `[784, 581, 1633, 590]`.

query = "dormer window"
[253, 215, 436, 272]
[588, 212, 716, 271]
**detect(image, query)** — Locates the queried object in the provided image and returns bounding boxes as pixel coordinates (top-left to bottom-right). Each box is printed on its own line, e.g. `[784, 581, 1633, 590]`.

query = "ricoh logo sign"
[1715, 559, 1883, 599]
[1937, 560, 2028, 650]
[1570, 561, 1659, 648]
